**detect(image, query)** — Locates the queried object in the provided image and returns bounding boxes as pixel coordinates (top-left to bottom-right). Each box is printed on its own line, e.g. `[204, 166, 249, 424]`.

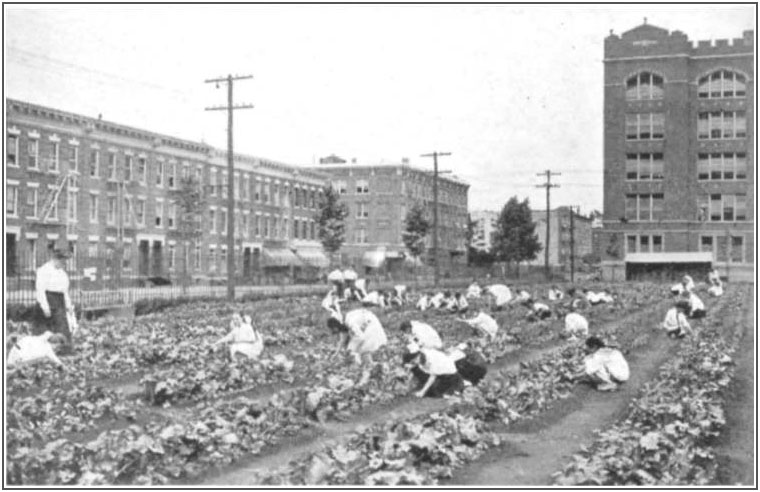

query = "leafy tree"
[491, 196, 542, 275]
[171, 175, 206, 291]
[315, 187, 349, 263]
[402, 202, 430, 266]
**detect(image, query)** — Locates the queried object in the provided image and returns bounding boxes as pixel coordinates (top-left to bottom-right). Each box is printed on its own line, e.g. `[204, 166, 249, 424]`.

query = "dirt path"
[447, 293, 729, 486]
[712, 286, 755, 486]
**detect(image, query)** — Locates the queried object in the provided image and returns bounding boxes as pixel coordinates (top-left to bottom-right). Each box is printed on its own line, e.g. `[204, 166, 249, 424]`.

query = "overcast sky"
[4, 4, 755, 213]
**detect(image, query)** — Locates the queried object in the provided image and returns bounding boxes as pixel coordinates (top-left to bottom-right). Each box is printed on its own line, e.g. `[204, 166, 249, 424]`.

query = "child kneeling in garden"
[403, 342, 464, 398]
[574, 336, 629, 392]
[327, 308, 388, 386]
[213, 313, 264, 360]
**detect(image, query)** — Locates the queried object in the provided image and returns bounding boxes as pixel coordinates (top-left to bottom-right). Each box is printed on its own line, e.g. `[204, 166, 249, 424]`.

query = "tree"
[171, 175, 206, 292]
[402, 202, 430, 268]
[315, 187, 349, 264]
[491, 196, 542, 275]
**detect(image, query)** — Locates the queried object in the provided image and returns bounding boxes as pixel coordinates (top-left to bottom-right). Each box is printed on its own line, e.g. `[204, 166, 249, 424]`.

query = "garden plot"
[5, 281, 680, 485]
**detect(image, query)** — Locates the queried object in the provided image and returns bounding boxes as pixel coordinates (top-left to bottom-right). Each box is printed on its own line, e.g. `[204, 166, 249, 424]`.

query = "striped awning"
[263, 248, 304, 267]
[296, 248, 330, 268]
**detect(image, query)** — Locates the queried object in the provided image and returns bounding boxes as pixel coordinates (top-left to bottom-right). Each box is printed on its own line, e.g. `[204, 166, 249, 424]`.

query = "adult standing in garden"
[34, 248, 75, 354]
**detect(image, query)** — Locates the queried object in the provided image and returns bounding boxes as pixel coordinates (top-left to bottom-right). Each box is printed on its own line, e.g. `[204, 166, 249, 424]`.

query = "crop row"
[551, 286, 747, 486]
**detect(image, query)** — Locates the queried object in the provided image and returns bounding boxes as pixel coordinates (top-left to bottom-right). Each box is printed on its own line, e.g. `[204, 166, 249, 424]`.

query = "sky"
[4, 4, 755, 214]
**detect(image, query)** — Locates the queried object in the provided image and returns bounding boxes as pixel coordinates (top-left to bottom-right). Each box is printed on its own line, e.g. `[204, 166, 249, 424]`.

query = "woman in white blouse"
[34, 249, 74, 352]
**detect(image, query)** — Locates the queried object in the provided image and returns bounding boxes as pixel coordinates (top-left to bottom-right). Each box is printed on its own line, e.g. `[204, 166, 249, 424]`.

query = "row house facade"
[5, 98, 328, 287]
[601, 24, 754, 281]
[309, 159, 469, 272]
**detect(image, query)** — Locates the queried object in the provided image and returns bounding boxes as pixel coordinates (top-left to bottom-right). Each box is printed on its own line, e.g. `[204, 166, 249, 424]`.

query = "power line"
[205, 74, 254, 301]
[536, 170, 561, 281]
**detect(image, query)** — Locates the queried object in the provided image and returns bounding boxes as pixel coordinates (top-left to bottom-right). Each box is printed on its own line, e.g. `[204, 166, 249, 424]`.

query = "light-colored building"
[470, 210, 498, 252]
[528, 207, 594, 270]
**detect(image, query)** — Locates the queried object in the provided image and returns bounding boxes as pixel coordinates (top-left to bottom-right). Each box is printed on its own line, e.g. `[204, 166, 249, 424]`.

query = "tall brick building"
[309, 159, 469, 272]
[5, 98, 329, 288]
[600, 23, 754, 281]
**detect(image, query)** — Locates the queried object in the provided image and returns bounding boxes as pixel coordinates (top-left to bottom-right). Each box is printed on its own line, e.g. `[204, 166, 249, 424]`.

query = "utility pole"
[569, 205, 576, 284]
[420, 152, 452, 287]
[536, 170, 561, 281]
[205, 74, 254, 300]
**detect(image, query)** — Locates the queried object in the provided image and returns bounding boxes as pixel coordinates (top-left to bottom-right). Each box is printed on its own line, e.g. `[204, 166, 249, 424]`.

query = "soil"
[711, 288, 755, 486]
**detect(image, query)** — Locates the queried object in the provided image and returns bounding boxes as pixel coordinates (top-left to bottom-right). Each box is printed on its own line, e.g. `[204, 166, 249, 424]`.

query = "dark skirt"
[404, 356, 465, 398]
[455, 352, 488, 385]
[32, 291, 71, 343]
[690, 309, 706, 319]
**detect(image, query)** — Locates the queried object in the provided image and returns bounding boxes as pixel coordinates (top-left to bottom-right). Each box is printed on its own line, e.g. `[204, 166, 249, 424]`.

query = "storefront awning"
[625, 252, 713, 264]
[296, 248, 330, 268]
[263, 248, 304, 267]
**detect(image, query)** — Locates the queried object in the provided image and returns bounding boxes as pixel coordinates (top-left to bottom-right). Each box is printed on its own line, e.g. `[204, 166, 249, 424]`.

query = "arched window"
[698, 70, 747, 99]
[626, 72, 664, 101]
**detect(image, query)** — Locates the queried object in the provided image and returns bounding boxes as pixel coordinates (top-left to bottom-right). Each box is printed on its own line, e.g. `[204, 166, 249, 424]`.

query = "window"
[624, 193, 664, 221]
[356, 228, 367, 244]
[625, 113, 664, 140]
[293, 218, 299, 239]
[698, 70, 747, 99]
[209, 209, 216, 233]
[221, 172, 228, 199]
[263, 182, 269, 203]
[195, 166, 202, 182]
[709, 194, 747, 221]
[89, 194, 98, 222]
[89, 149, 99, 177]
[301, 220, 307, 239]
[194, 244, 201, 269]
[243, 174, 250, 200]
[255, 180, 261, 202]
[334, 180, 347, 194]
[700, 236, 713, 255]
[731, 236, 744, 263]
[28, 139, 39, 169]
[210, 168, 217, 196]
[168, 244, 176, 270]
[698, 111, 747, 140]
[6, 184, 18, 217]
[220, 248, 227, 274]
[156, 161, 164, 187]
[233, 173, 240, 200]
[310, 190, 316, 208]
[168, 203, 176, 229]
[626, 72, 664, 100]
[221, 209, 228, 235]
[209, 247, 217, 272]
[26, 186, 38, 219]
[255, 215, 261, 236]
[123, 156, 133, 181]
[294, 188, 301, 208]
[7, 134, 18, 167]
[107, 197, 116, 224]
[356, 203, 369, 218]
[283, 185, 290, 207]
[626, 234, 662, 253]
[310, 221, 316, 240]
[28, 239, 37, 271]
[356, 179, 369, 194]
[137, 157, 146, 183]
[167, 163, 176, 188]
[697, 152, 747, 181]
[626, 153, 664, 181]
[136, 199, 145, 226]
[273, 184, 279, 206]
[67, 190, 77, 221]
[50, 142, 60, 173]
[107, 152, 117, 180]
[155, 201, 163, 227]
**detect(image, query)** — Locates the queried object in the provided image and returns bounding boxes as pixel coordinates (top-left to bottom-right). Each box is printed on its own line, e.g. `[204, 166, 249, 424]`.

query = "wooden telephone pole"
[536, 170, 561, 281]
[205, 74, 254, 300]
[420, 151, 451, 287]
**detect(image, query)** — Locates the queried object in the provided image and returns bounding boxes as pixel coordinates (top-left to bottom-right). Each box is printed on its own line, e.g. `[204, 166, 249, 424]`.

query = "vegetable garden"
[5, 280, 753, 486]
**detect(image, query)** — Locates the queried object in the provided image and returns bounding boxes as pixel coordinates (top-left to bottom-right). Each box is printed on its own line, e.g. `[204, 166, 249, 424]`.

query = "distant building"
[527, 207, 593, 270]
[601, 23, 754, 281]
[470, 210, 498, 252]
[5, 98, 329, 290]
[308, 157, 469, 272]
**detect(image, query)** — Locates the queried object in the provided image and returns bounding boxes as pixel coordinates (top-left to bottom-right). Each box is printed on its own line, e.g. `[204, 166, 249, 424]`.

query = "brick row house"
[5, 98, 328, 288]
[309, 158, 469, 273]
[600, 24, 754, 281]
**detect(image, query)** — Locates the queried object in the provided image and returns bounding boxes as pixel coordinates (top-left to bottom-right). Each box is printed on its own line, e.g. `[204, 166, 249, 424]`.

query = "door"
[243, 247, 251, 277]
[6, 233, 18, 277]
[138, 240, 150, 276]
[151, 241, 163, 277]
